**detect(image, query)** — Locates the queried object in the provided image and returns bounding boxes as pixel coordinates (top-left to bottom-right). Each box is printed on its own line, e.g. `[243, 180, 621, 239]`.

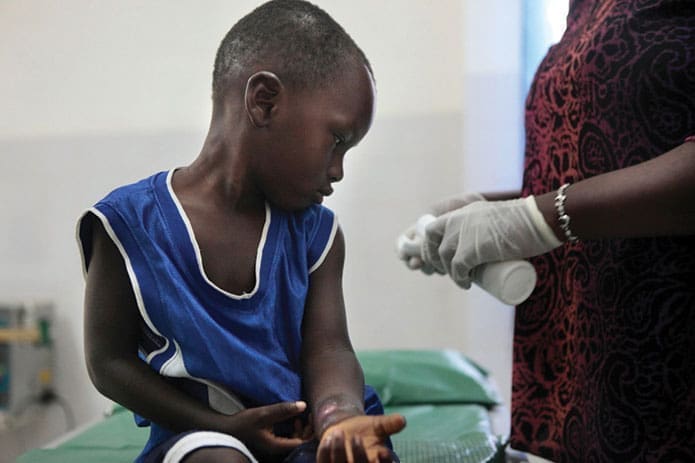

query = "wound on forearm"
[314, 395, 364, 437]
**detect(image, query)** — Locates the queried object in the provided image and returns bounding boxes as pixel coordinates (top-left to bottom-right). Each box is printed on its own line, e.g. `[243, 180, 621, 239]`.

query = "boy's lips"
[313, 187, 333, 204]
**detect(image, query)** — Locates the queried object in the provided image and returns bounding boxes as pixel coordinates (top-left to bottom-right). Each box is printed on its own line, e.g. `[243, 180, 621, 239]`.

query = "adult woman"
[406, 1, 695, 461]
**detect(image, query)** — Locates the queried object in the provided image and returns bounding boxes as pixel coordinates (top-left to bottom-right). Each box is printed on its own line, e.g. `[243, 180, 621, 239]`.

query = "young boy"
[77, 1, 405, 462]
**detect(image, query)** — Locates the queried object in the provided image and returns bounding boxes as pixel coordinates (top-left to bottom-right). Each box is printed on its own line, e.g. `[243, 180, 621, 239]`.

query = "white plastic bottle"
[397, 214, 537, 305]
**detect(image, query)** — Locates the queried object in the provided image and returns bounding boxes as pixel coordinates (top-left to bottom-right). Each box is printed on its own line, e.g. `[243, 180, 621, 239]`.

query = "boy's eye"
[333, 134, 344, 146]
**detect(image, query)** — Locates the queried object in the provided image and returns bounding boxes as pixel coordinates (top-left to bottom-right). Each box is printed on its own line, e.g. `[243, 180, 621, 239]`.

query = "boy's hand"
[292, 414, 314, 440]
[317, 414, 406, 463]
[226, 401, 310, 458]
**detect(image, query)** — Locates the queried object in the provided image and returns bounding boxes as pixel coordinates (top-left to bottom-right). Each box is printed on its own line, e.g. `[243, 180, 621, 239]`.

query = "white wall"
[0, 1, 523, 460]
[458, 0, 524, 413]
[0, 0, 465, 139]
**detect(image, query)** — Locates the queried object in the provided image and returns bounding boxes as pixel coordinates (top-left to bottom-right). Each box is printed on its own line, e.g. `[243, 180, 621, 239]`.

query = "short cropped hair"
[212, 0, 372, 100]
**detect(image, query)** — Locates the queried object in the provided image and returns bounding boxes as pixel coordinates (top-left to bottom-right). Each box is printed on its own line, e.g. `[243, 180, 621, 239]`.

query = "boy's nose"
[328, 157, 344, 183]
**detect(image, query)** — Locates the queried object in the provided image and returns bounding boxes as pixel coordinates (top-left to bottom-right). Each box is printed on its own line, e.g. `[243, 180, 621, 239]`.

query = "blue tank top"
[79, 169, 338, 402]
[78, 170, 391, 461]
[78, 169, 342, 455]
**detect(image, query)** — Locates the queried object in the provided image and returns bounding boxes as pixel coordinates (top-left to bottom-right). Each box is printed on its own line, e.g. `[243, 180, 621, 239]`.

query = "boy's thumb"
[378, 413, 407, 435]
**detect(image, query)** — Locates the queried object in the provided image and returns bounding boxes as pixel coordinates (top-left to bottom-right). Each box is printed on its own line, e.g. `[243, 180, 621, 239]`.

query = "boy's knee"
[182, 446, 252, 463]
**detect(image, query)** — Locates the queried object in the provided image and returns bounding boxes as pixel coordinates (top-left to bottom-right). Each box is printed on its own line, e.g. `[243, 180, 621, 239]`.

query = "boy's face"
[254, 63, 376, 211]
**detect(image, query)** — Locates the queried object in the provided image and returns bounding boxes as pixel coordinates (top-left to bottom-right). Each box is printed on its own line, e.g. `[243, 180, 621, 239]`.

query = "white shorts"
[162, 431, 257, 463]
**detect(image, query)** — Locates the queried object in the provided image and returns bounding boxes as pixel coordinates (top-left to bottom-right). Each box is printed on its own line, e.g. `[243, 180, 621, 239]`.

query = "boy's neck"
[177, 133, 264, 215]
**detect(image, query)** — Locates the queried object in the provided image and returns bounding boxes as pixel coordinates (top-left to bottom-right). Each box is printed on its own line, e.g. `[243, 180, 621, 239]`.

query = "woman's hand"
[422, 197, 561, 288]
[316, 414, 406, 463]
[397, 192, 486, 272]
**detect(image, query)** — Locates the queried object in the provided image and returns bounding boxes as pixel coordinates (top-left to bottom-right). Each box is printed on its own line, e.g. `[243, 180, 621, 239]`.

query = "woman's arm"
[418, 141, 695, 287]
[535, 141, 695, 241]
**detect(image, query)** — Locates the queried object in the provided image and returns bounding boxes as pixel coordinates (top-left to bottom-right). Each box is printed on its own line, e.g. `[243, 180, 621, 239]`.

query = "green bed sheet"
[18, 349, 506, 463]
[18, 405, 146, 463]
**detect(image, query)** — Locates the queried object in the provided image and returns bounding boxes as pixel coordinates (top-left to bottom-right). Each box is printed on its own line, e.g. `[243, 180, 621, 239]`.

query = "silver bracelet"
[554, 183, 579, 242]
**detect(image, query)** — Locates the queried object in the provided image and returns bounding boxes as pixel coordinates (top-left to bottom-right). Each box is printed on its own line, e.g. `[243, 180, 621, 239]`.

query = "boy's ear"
[244, 71, 283, 127]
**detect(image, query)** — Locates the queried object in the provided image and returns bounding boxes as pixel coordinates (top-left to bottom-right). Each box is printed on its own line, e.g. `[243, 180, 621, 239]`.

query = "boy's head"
[210, 0, 376, 211]
[212, 0, 373, 100]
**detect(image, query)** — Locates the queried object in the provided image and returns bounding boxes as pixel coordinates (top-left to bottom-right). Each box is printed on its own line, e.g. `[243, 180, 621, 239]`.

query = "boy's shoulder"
[290, 204, 338, 269]
[294, 203, 334, 219]
[97, 170, 168, 207]
[288, 203, 336, 233]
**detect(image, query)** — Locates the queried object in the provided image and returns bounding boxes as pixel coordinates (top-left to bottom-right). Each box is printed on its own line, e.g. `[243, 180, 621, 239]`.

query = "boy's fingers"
[265, 434, 307, 453]
[257, 400, 307, 424]
[350, 434, 369, 462]
[377, 446, 395, 463]
[318, 429, 352, 463]
[375, 413, 407, 436]
[316, 440, 330, 462]
[332, 434, 348, 463]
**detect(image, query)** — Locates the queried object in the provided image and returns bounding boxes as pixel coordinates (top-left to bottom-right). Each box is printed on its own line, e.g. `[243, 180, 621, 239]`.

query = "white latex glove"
[428, 192, 486, 217]
[398, 192, 486, 272]
[422, 196, 562, 289]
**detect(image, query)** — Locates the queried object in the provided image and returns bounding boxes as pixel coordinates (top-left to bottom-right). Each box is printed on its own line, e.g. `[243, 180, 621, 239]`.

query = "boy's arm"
[301, 226, 363, 434]
[302, 226, 405, 459]
[83, 215, 306, 456]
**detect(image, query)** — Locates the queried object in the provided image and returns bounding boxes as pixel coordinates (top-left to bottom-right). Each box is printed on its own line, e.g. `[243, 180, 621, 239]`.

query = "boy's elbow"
[85, 352, 125, 398]
[85, 353, 110, 396]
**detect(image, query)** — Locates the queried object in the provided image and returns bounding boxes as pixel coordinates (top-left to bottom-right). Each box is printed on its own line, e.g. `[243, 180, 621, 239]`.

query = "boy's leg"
[281, 441, 318, 463]
[142, 431, 257, 463]
[183, 447, 251, 463]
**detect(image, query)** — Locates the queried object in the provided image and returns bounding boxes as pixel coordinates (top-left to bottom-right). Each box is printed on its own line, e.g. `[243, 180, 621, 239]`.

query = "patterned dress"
[513, 1, 695, 461]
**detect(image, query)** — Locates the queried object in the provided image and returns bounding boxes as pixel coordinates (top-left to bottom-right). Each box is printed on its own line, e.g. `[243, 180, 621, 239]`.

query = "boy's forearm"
[301, 226, 367, 437]
[314, 392, 364, 438]
[84, 217, 230, 434]
[89, 354, 228, 433]
[303, 348, 365, 438]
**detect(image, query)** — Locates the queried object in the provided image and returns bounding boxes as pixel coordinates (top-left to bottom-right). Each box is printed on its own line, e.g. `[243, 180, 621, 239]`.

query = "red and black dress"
[513, 1, 695, 461]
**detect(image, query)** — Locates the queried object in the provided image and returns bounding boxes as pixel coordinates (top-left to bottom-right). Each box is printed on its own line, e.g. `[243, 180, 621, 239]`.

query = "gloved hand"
[422, 196, 562, 288]
[398, 192, 486, 272]
[428, 192, 487, 217]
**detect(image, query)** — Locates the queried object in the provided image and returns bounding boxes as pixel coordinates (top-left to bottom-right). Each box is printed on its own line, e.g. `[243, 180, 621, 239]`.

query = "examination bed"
[18, 349, 507, 463]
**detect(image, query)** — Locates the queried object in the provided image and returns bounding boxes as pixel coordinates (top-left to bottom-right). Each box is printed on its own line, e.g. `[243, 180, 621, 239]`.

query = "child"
[77, 1, 405, 462]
